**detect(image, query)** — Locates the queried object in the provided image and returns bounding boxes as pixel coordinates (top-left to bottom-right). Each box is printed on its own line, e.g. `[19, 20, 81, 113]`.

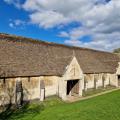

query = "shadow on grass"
[0, 103, 45, 120]
[0, 104, 14, 120]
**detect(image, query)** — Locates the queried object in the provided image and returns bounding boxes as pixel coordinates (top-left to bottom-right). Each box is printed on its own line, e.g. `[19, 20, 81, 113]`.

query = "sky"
[0, 0, 120, 51]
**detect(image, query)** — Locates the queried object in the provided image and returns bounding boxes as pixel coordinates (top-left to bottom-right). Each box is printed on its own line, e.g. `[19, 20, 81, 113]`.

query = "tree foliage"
[113, 48, 120, 53]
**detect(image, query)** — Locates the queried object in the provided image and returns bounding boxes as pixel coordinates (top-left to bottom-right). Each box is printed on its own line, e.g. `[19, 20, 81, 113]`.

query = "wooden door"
[71, 80, 79, 95]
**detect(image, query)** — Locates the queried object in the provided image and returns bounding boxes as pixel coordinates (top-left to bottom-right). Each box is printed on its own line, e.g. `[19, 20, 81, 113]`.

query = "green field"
[1, 90, 120, 120]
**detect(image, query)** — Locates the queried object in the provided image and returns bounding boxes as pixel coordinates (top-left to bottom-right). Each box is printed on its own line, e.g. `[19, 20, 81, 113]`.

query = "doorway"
[67, 80, 79, 96]
[118, 75, 120, 86]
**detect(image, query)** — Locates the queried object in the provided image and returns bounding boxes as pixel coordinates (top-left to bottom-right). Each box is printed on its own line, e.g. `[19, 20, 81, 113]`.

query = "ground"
[1, 90, 120, 120]
[83, 85, 116, 97]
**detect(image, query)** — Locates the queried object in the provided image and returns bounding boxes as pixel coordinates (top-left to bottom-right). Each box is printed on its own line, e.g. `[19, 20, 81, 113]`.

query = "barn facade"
[0, 33, 120, 105]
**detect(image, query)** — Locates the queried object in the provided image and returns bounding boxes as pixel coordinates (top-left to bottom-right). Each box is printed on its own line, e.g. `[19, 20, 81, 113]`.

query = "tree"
[113, 48, 120, 53]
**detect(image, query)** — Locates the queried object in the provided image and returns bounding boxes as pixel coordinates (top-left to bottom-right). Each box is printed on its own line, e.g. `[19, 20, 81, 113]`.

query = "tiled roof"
[0, 33, 119, 77]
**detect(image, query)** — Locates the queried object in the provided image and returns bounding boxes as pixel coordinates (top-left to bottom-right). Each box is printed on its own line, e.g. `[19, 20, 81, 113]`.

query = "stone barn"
[0, 33, 120, 105]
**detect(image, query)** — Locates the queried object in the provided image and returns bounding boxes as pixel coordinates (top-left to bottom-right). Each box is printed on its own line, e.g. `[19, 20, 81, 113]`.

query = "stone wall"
[21, 77, 40, 101]
[60, 57, 84, 100]
[84, 74, 94, 89]
[0, 71, 119, 105]
[110, 74, 118, 87]
[63, 57, 83, 81]
[43, 76, 60, 97]
[0, 76, 60, 105]
[84, 73, 116, 90]
[0, 78, 16, 105]
[116, 62, 120, 75]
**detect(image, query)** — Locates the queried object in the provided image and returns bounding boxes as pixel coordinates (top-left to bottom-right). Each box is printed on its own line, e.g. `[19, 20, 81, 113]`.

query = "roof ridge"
[0, 32, 114, 55]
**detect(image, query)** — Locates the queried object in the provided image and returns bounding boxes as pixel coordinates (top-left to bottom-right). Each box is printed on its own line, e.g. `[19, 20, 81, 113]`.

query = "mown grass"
[83, 85, 116, 97]
[1, 90, 120, 120]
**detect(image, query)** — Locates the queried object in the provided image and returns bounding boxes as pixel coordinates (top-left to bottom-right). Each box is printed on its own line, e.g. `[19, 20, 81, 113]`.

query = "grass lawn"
[83, 85, 116, 97]
[1, 90, 120, 120]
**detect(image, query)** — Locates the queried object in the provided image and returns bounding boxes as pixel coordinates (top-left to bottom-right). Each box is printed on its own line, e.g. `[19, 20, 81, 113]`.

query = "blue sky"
[0, 0, 120, 51]
[0, 0, 87, 44]
[0, 0, 66, 44]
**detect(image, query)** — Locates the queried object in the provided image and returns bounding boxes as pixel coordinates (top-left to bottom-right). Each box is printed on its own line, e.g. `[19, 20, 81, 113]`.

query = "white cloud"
[9, 19, 25, 28]
[59, 31, 69, 38]
[14, 19, 25, 26]
[30, 11, 69, 28]
[5, 0, 120, 51]
[4, 0, 22, 8]
[4, 0, 13, 4]
[9, 23, 14, 28]
[64, 39, 82, 46]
